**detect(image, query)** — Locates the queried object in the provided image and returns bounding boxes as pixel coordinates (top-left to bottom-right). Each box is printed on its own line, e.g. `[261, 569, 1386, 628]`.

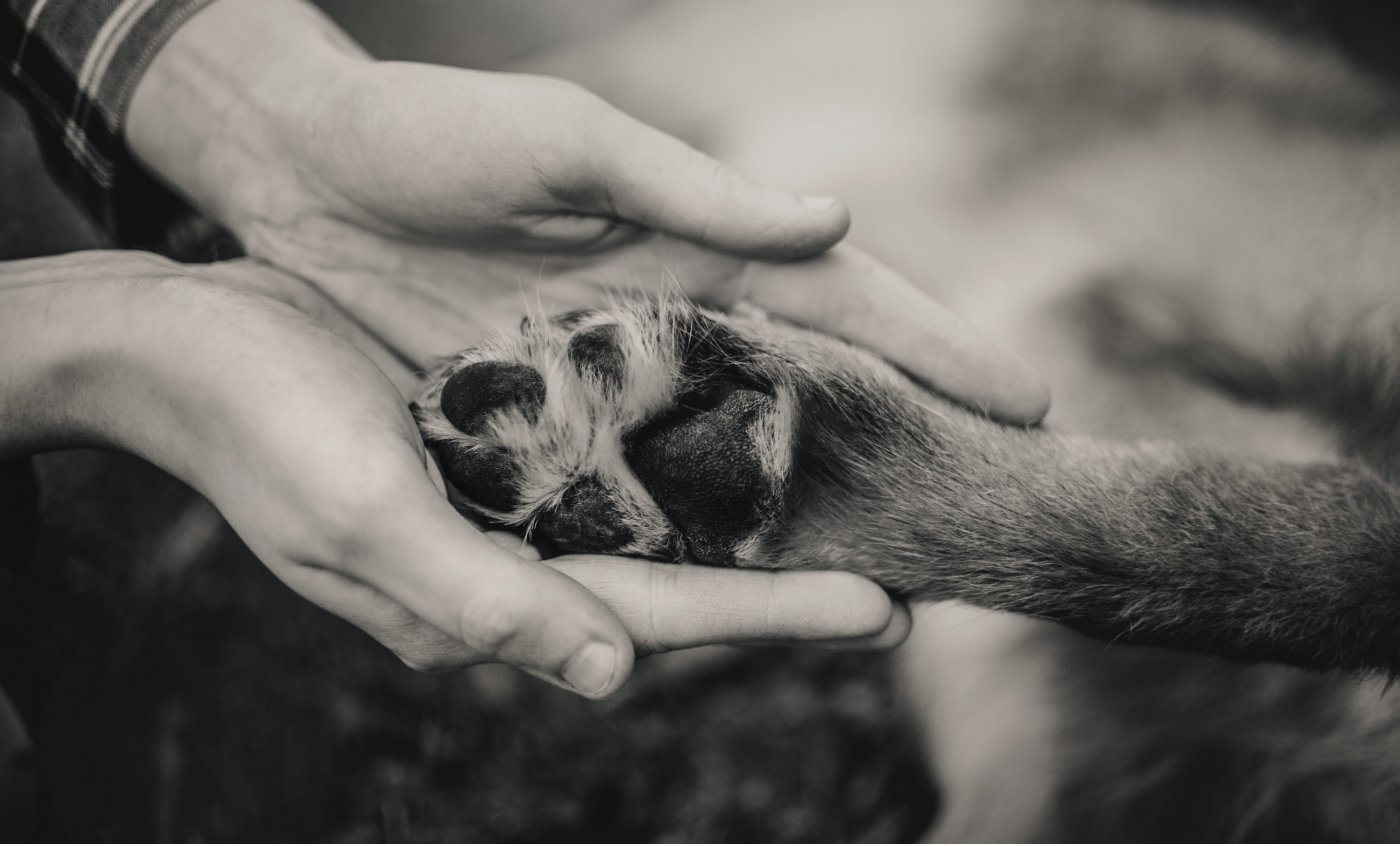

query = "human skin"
[112, 0, 1048, 696]
[0, 254, 925, 692]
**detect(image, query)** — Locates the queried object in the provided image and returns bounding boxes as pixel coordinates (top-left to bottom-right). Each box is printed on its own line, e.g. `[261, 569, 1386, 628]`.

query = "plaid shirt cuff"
[1, 0, 218, 250]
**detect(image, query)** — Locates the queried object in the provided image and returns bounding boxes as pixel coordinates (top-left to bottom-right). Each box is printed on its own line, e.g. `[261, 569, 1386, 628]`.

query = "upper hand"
[126, 0, 1049, 424]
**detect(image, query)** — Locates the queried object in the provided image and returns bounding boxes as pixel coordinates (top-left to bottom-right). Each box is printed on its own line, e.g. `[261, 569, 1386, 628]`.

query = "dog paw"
[413, 300, 802, 565]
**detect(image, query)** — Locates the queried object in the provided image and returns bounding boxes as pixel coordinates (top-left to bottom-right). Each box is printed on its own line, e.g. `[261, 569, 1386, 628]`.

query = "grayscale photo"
[3, 0, 1400, 841]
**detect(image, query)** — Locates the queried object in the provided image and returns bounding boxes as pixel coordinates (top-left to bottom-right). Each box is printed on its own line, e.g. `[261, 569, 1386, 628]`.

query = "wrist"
[126, 0, 370, 238]
[0, 253, 181, 457]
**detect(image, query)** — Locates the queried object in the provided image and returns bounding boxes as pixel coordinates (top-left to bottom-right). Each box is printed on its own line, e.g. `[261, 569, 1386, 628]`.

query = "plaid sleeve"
[0, 0, 217, 250]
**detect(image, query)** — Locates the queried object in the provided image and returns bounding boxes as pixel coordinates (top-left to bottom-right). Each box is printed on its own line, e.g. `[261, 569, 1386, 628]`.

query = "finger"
[590, 111, 850, 260]
[342, 483, 636, 698]
[482, 528, 544, 561]
[545, 556, 897, 655]
[740, 244, 1051, 424]
[744, 600, 912, 652]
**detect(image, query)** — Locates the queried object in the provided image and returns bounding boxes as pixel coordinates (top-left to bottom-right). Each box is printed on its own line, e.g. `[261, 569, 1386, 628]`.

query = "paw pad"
[626, 384, 777, 563]
[415, 300, 796, 565]
[567, 324, 626, 391]
[441, 361, 545, 435]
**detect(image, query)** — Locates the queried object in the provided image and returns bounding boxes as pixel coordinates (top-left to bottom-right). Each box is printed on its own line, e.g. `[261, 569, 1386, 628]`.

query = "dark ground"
[2, 452, 934, 842]
[0, 3, 936, 841]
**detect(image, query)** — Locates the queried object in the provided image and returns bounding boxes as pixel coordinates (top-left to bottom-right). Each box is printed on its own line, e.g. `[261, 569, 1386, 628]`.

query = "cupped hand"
[1, 252, 907, 696]
[126, 0, 1049, 424]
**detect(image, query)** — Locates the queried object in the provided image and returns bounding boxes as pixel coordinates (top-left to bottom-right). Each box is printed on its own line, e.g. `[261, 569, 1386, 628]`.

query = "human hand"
[125, 0, 1049, 425]
[0, 252, 907, 696]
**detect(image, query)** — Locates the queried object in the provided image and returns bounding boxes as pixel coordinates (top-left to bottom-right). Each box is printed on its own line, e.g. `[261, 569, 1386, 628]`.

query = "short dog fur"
[416, 289, 1400, 677]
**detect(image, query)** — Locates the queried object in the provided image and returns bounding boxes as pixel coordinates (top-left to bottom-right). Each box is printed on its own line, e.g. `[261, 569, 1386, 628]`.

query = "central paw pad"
[414, 301, 796, 565]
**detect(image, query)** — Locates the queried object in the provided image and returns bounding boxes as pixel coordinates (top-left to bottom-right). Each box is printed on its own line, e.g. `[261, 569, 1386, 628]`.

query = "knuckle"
[306, 493, 377, 548]
[536, 74, 596, 109]
[293, 473, 414, 570]
[511, 73, 599, 127]
[377, 607, 481, 674]
[136, 265, 263, 314]
[117, 249, 181, 274]
[122, 267, 254, 322]
[759, 569, 783, 628]
[536, 78, 612, 178]
[146, 274, 226, 306]
[459, 587, 534, 657]
[639, 563, 684, 651]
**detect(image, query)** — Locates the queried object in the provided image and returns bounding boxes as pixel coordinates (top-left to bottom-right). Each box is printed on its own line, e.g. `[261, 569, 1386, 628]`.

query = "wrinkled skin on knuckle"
[284, 459, 423, 573]
[528, 73, 597, 110]
[58, 248, 184, 282]
[208, 260, 341, 318]
[459, 587, 536, 659]
[144, 267, 300, 328]
[540, 85, 628, 206]
[286, 499, 386, 573]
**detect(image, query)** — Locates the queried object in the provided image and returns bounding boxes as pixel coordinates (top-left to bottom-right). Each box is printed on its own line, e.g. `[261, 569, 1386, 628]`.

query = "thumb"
[338, 478, 637, 697]
[591, 111, 850, 260]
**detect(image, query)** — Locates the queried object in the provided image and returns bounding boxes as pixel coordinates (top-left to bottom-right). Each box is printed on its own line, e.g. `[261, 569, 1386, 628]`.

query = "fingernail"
[799, 195, 838, 211]
[561, 641, 618, 697]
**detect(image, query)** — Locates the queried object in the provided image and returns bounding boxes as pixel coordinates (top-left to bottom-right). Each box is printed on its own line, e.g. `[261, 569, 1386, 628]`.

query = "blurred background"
[4, 0, 1400, 840]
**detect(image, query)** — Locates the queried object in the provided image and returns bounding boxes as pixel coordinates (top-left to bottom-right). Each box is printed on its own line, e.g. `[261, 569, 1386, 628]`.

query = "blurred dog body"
[519, 1, 1400, 839]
